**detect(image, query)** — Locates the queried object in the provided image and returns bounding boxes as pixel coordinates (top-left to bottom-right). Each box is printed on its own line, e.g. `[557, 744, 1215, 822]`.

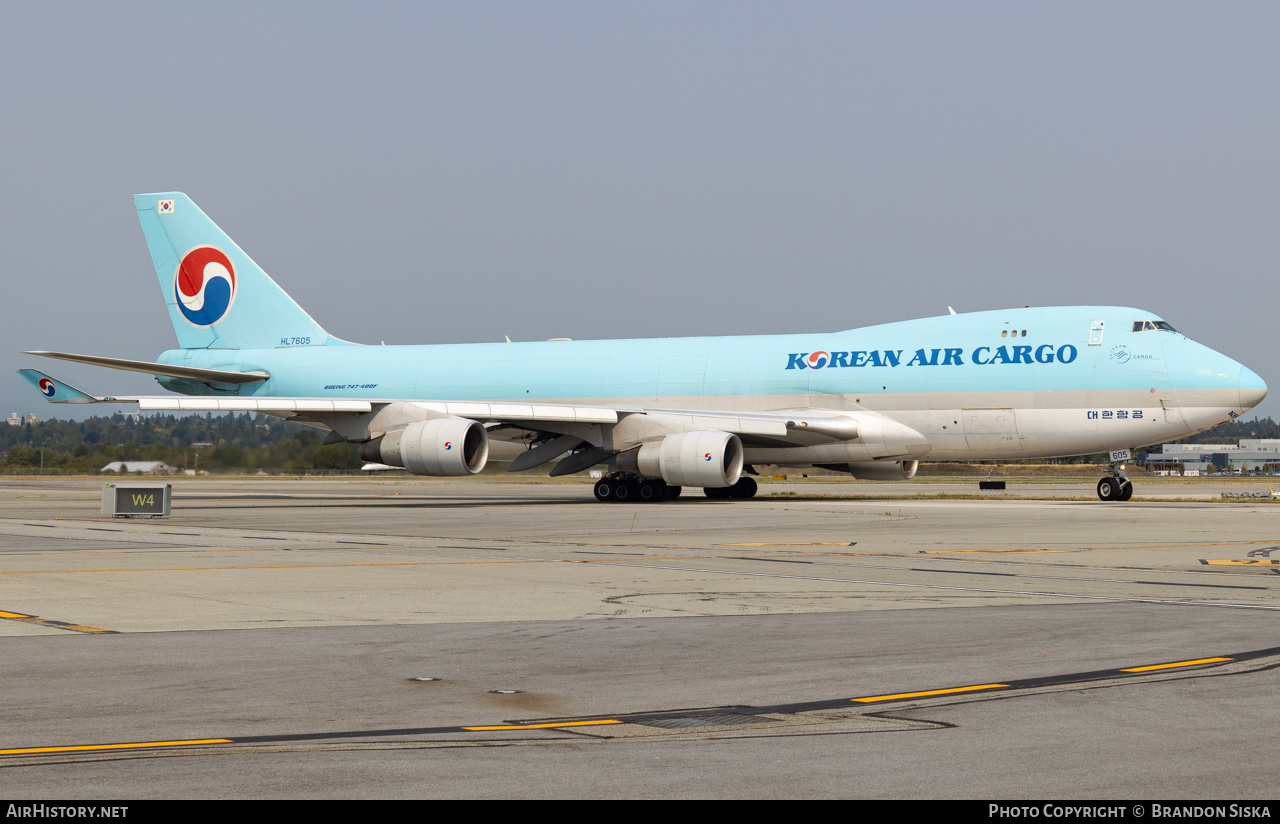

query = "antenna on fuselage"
[947, 306, 957, 315]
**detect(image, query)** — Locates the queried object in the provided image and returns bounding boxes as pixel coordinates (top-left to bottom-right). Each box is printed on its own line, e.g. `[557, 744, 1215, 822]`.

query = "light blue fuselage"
[157, 305, 1264, 462]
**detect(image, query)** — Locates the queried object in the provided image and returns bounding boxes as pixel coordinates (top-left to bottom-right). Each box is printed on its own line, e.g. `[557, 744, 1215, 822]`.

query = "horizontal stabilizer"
[25, 351, 269, 385]
[17, 369, 107, 404]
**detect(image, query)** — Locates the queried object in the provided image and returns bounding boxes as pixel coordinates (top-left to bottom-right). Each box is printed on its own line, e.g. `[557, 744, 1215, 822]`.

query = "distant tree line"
[1170, 415, 1280, 444]
[0, 412, 360, 473]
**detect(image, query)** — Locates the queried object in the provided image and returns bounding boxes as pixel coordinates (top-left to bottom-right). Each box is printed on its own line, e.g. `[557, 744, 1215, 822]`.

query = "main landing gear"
[591, 474, 759, 502]
[703, 476, 758, 500]
[1096, 463, 1133, 502]
[593, 473, 682, 503]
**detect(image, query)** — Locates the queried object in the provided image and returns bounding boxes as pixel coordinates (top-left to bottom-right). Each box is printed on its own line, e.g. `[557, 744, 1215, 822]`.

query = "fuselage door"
[961, 408, 1023, 454]
[1088, 320, 1105, 346]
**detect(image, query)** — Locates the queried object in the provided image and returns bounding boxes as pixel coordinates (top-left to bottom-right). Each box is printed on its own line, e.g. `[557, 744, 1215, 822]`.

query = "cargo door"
[962, 408, 1023, 454]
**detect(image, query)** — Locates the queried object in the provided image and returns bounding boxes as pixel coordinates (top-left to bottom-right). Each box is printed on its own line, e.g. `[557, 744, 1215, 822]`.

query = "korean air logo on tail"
[174, 246, 236, 327]
[38, 378, 56, 398]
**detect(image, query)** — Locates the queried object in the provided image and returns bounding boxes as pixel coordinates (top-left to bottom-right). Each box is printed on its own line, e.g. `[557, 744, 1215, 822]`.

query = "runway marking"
[0, 739, 232, 755]
[0, 610, 115, 634]
[852, 684, 1008, 702]
[462, 720, 622, 731]
[4, 648, 1271, 760]
[1120, 657, 1233, 672]
[1200, 559, 1280, 566]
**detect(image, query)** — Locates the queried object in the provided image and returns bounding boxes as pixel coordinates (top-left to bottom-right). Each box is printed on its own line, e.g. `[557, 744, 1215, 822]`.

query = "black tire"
[665, 485, 682, 500]
[593, 480, 613, 502]
[729, 476, 758, 499]
[638, 481, 662, 502]
[1097, 478, 1119, 501]
[704, 486, 732, 499]
[1118, 483, 1133, 501]
[614, 481, 635, 502]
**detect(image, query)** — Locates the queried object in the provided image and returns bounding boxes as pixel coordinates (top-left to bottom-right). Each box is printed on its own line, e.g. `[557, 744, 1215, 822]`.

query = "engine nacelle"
[622, 430, 744, 488]
[842, 460, 918, 481]
[359, 417, 489, 476]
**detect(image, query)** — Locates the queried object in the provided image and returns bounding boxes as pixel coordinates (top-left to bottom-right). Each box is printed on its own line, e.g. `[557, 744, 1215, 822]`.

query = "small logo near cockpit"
[1109, 345, 1131, 364]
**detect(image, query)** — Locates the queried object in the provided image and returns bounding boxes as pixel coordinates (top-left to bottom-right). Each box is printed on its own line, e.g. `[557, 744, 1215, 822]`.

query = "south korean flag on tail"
[158, 199, 175, 214]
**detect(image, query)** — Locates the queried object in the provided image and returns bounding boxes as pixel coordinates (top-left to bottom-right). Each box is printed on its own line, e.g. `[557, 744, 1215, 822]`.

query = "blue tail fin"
[133, 193, 337, 350]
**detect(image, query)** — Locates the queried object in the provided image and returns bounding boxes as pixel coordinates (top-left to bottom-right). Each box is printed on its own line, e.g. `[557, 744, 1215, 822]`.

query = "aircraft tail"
[133, 193, 339, 350]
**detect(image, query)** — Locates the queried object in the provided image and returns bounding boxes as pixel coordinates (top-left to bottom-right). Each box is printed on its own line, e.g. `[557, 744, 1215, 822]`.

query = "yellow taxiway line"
[462, 720, 622, 731]
[0, 739, 233, 755]
[852, 684, 1009, 703]
[1120, 657, 1232, 672]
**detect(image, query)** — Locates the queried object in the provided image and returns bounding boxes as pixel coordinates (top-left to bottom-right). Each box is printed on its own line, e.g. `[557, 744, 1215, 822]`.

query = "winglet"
[17, 370, 109, 403]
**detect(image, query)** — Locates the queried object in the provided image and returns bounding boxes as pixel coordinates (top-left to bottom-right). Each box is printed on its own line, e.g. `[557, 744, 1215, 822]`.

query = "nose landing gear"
[1097, 463, 1133, 501]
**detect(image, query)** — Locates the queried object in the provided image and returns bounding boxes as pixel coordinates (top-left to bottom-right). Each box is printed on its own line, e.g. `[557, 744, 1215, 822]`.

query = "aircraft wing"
[17, 368, 862, 448]
[137, 398, 864, 447]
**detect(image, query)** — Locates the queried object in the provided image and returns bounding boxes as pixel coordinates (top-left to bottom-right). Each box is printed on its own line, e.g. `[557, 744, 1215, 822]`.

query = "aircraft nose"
[1239, 365, 1268, 412]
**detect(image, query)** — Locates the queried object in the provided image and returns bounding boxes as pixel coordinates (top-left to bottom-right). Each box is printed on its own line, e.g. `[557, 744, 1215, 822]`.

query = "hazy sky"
[2, 2, 1276, 421]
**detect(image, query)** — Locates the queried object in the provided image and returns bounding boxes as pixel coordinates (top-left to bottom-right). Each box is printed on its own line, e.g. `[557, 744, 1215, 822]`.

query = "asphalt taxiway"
[1, 476, 1278, 798]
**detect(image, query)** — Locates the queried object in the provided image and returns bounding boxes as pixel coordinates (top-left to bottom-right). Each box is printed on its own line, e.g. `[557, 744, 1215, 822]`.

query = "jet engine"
[359, 417, 489, 476]
[619, 430, 744, 488]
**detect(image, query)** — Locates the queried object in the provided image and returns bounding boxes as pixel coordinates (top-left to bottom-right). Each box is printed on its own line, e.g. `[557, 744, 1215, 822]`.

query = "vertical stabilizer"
[133, 192, 335, 350]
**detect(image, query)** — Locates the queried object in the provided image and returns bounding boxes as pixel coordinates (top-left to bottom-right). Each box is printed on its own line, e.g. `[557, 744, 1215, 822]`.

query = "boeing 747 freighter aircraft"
[19, 193, 1268, 502]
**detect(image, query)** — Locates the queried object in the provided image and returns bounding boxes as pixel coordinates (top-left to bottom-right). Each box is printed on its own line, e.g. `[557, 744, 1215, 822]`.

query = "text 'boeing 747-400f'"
[19, 192, 1268, 502]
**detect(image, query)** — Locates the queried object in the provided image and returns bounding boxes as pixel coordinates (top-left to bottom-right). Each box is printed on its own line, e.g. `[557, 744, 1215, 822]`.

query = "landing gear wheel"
[1097, 459, 1133, 503]
[593, 479, 613, 502]
[614, 481, 636, 502]
[664, 485, 682, 500]
[638, 480, 663, 502]
[704, 486, 732, 499]
[729, 476, 758, 499]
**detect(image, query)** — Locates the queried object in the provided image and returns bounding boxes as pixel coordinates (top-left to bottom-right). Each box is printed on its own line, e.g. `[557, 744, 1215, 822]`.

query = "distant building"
[24, 414, 39, 425]
[1140, 439, 1280, 475]
[6, 413, 20, 426]
[100, 461, 174, 475]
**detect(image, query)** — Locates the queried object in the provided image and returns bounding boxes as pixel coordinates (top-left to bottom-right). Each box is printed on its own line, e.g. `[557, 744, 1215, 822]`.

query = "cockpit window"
[1132, 320, 1177, 333]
